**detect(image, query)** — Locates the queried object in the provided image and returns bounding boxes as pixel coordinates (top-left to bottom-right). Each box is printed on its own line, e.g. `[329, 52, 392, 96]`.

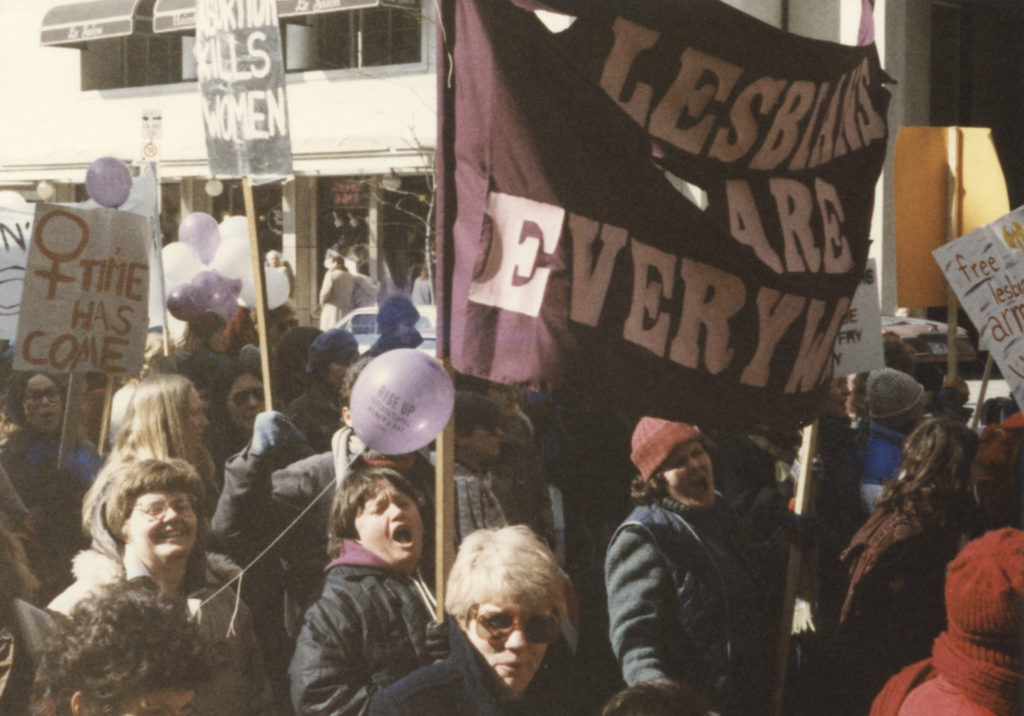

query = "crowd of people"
[0, 294, 1021, 715]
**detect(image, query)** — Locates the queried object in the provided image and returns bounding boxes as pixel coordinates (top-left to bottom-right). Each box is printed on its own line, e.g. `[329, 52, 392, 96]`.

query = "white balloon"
[265, 264, 290, 309]
[0, 191, 27, 209]
[162, 242, 203, 289]
[219, 215, 250, 242]
[210, 236, 253, 281]
[238, 276, 257, 308]
[36, 182, 55, 201]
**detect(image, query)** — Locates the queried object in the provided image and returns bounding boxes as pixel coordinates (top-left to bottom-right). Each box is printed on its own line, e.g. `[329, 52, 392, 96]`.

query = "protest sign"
[933, 206, 1024, 408]
[193, 0, 292, 178]
[83, 167, 166, 329]
[14, 204, 150, 375]
[438, 0, 891, 430]
[832, 259, 884, 377]
[0, 202, 34, 340]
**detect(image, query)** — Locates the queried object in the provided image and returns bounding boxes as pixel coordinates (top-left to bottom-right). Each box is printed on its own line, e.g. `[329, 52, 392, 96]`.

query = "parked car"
[881, 315, 977, 365]
[333, 304, 437, 356]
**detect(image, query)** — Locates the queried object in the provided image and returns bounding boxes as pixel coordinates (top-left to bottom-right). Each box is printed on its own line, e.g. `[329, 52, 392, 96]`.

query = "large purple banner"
[439, 0, 891, 430]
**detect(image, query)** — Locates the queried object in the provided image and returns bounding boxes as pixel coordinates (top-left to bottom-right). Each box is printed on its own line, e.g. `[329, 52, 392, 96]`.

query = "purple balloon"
[189, 270, 226, 310]
[166, 284, 203, 322]
[210, 293, 240, 322]
[349, 349, 454, 455]
[208, 277, 242, 321]
[178, 212, 221, 264]
[85, 156, 132, 208]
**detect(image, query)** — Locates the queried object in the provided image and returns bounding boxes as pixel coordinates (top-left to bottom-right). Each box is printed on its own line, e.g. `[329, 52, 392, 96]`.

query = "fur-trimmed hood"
[49, 547, 241, 616]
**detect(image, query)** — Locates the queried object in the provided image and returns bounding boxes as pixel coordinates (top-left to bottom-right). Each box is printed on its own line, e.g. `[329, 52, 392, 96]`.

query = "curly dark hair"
[876, 417, 979, 528]
[601, 677, 708, 716]
[327, 466, 420, 557]
[33, 583, 209, 715]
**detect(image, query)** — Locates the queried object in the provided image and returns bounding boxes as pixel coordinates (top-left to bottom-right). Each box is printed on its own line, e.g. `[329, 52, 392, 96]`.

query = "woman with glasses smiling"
[369, 525, 606, 715]
[49, 458, 275, 715]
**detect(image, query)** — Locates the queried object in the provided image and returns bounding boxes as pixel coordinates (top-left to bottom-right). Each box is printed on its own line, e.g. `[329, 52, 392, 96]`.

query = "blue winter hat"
[306, 328, 359, 375]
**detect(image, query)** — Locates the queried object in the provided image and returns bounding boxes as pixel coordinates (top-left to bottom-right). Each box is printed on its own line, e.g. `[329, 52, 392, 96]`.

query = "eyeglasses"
[24, 388, 61, 405]
[133, 494, 195, 521]
[229, 387, 264, 407]
[471, 608, 560, 645]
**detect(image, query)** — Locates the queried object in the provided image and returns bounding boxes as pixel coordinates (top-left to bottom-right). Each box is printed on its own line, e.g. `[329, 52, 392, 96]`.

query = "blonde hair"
[83, 374, 214, 532]
[445, 525, 566, 625]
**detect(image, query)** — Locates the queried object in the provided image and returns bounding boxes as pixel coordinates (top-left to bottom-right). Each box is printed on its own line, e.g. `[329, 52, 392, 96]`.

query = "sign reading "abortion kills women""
[194, 0, 292, 177]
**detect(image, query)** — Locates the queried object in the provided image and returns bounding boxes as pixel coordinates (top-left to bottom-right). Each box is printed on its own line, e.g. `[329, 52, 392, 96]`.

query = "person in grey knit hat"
[854, 368, 925, 513]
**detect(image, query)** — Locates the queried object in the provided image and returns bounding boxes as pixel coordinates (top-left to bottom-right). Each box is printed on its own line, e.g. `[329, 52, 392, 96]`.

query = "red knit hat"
[944, 527, 1024, 670]
[630, 417, 702, 480]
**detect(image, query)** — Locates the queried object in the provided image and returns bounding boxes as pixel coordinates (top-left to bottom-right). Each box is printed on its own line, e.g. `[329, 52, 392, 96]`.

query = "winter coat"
[837, 506, 971, 713]
[319, 268, 356, 330]
[213, 427, 437, 636]
[605, 497, 777, 716]
[871, 630, 1020, 716]
[48, 548, 275, 716]
[368, 620, 603, 716]
[0, 599, 55, 714]
[288, 540, 435, 715]
[856, 421, 907, 488]
[0, 429, 101, 601]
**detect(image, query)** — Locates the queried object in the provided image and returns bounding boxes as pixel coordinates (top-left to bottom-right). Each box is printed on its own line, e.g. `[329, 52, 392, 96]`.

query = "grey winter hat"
[867, 368, 924, 421]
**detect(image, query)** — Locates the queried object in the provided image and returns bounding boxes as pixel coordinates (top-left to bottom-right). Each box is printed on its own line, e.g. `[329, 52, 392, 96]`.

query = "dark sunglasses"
[230, 387, 264, 407]
[471, 608, 560, 645]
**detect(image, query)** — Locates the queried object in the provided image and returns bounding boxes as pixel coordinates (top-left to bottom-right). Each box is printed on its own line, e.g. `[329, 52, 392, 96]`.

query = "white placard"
[933, 206, 1024, 407]
[832, 258, 885, 376]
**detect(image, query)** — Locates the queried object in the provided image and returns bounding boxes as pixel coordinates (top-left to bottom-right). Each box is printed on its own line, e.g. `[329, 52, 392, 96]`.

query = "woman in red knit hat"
[604, 417, 782, 716]
[871, 527, 1023, 716]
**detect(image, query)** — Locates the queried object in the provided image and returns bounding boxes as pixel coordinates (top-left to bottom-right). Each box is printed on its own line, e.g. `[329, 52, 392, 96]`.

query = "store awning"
[277, 0, 419, 20]
[152, 0, 194, 33]
[41, 0, 153, 47]
[153, 0, 418, 33]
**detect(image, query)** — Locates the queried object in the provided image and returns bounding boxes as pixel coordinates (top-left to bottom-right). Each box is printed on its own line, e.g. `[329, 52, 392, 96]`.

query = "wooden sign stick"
[242, 177, 274, 409]
[771, 419, 819, 716]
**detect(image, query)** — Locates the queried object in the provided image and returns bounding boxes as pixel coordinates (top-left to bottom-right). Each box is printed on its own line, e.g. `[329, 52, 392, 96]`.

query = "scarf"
[932, 632, 1021, 716]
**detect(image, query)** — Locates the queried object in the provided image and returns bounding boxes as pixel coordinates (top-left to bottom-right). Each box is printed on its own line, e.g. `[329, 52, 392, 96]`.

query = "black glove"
[784, 512, 820, 549]
[425, 620, 450, 663]
[250, 411, 312, 458]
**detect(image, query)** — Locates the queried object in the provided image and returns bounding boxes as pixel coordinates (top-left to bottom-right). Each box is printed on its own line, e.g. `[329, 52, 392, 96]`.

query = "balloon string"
[200, 448, 366, 611]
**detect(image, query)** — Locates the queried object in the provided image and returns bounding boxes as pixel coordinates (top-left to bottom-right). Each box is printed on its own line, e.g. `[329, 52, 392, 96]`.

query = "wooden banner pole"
[97, 375, 116, 454]
[946, 127, 962, 380]
[434, 358, 456, 621]
[242, 177, 274, 410]
[970, 353, 995, 432]
[58, 372, 84, 468]
[771, 419, 819, 716]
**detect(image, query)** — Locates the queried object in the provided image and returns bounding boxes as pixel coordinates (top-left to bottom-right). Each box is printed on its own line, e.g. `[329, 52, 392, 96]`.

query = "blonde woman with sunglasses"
[369, 525, 607, 715]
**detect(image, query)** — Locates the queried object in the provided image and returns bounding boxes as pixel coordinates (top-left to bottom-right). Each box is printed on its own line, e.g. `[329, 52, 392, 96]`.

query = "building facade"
[0, 0, 1019, 324]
